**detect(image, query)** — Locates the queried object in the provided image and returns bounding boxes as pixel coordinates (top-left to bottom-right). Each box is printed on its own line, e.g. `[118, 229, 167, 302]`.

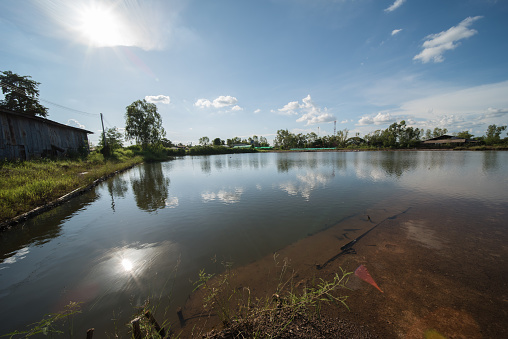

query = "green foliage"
[455, 130, 474, 139]
[484, 124, 507, 145]
[3, 302, 81, 338]
[99, 126, 124, 150]
[125, 99, 165, 148]
[199, 136, 210, 146]
[0, 70, 49, 117]
[188, 145, 256, 155]
[425, 127, 448, 140]
[160, 138, 173, 148]
[0, 152, 143, 223]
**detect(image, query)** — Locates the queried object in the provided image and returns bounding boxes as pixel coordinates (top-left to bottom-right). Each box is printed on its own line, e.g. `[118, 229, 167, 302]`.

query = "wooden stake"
[144, 310, 166, 337]
[177, 307, 185, 327]
[131, 317, 142, 339]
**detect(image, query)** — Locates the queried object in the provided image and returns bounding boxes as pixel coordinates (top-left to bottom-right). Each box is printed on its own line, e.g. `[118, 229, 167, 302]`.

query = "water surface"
[0, 151, 506, 336]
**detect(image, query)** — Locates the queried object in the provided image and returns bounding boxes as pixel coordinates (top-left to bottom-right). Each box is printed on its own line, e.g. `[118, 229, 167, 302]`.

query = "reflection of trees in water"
[277, 153, 340, 173]
[482, 151, 499, 172]
[227, 156, 242, 169]
[201, 157, 212, 174]
[373, 152, 418, 177]
[0, 190, 99, 266]
[131, 163, 170, 212]
[107, 176, 129, 212]
[215, 157, 225, 171]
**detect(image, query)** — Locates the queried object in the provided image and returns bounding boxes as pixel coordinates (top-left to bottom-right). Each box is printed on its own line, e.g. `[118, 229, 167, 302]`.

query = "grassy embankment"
[0, 145, 262, 225]
[0, 149, 144, 224]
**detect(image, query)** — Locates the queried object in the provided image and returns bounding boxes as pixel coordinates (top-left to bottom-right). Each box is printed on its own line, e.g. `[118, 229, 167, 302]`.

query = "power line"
[0, 81, 99, 117]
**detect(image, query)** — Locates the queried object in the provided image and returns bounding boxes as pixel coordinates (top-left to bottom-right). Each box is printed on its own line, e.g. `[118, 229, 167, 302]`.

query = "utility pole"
[334, 120, 337, 135]
[100, 113, 107, 148]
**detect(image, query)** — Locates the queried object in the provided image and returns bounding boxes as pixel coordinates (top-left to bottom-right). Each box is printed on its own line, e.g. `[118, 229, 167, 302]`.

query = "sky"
[1, 0, 508, 146]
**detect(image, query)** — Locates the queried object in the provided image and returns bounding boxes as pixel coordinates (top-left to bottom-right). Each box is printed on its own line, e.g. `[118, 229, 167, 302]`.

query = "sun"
[77, 4, 125, 47]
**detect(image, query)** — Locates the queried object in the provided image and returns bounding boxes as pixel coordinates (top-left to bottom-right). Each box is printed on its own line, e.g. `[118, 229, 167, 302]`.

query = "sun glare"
[121, 258, 133, 272]
[78, 5, 125, 47]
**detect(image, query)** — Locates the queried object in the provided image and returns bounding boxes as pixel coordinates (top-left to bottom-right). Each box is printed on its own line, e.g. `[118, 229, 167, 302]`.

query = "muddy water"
[0, 151, 507, 337]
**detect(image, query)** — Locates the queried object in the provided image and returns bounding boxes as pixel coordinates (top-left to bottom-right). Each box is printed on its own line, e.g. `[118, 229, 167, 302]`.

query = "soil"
[176, 198, 508, 338]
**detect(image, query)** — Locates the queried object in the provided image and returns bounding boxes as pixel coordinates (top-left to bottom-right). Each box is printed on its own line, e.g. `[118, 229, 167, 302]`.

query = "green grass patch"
[0, 152, 143, 223]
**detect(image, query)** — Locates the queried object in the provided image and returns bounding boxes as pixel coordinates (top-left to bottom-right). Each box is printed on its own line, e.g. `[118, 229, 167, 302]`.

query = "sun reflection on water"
[121, 258, 134, 272]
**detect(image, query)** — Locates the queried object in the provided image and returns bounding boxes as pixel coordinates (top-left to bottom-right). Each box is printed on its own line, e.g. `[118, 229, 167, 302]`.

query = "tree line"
[2, 70, 507, 154]
[273, 121, 507, 149]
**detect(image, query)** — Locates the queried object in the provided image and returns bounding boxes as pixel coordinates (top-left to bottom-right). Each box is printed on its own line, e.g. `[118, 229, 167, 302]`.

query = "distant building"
[0, 108, 93, 160]
[421, 134, 478, 146]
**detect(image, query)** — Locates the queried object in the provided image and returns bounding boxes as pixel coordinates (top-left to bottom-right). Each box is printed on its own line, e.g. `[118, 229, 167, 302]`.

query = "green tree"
[336, 129, 349, 148]
[125, 99, 165, 148]
[259, 136, 269, 147]
[274, 129, 294, 149]
[161, 138, 173, 147]
[364, 130, 384, 147]
[484, 124, 507, 145]
[100, 127, 123, 150]
[455, 131, 474, 139]
[199, 136, 210, 146]
[0, 70, 49, 117]
[212, 137, 223, 146]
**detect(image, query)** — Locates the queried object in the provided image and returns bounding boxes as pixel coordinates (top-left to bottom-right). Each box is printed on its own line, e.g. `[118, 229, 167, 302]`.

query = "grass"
[190, 255, 352, 338]
[0, 149, 144, 223]
[2, 302, 82, 338]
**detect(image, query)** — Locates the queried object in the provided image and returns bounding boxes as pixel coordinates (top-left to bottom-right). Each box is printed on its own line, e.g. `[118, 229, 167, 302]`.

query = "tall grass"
[0, 151, 143, 223]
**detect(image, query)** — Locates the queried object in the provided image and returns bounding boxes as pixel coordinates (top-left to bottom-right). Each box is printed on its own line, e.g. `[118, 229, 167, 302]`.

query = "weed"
[2, 302, 82, 338]
[193, 255, 352, 338]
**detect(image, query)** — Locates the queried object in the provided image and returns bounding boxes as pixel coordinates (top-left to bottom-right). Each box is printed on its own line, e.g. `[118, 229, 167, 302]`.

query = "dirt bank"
[177, 198, 508, 338]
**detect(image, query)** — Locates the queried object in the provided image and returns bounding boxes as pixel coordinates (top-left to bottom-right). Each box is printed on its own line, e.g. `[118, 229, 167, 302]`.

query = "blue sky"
[1, 0, 507, 145]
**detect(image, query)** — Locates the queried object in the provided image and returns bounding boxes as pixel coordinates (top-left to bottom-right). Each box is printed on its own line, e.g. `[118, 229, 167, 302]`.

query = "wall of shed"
[0, 112, 89, 160]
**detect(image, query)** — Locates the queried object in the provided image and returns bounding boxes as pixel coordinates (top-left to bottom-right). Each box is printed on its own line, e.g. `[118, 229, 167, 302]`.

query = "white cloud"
[276, 95, 336, 125]
[145, 95, 170, 104]
[254, 109, 261, 114]
[277, 101, 301, 115]
[213, 95, 238, 108]
[399, 80, 508, 118]
[414, 16, 483, 63]
[385, 0, 406, 13]
[366, 80, 508, 134]
[194, 95, 238, 109]
[194, 98, 213, 108]
[391, 29, 403, 36]
[201, 188, 244, 204]
[67, 119, 85, 129]
[358, 112, 396, 126]
[484, 107, 508, 118]
[231, 105, 243, 111]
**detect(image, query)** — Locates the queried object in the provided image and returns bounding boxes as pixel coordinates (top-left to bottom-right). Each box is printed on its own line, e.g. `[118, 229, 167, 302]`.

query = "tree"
[484, 124, 507, 145]
[455, 131, 474, 140]
[161, 138, 173, 147]
[336, 129, 349, 148]
[212, 137, 223, 146]
[199, 136, 210, 146]
[125, 99, 165, 148]
[259, 136, 269, 147]
[0, 70, 48, 117]
[100, 127, 123, 150]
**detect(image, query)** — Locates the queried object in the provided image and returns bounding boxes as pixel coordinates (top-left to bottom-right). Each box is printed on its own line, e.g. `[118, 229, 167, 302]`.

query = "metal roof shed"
[0, 108, 93, 160]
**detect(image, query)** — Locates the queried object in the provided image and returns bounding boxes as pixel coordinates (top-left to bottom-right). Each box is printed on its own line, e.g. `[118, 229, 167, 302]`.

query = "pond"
[1, 151, 507, 337]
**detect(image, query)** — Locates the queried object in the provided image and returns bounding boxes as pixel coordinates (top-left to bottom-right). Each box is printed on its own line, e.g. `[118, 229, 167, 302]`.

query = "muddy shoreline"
[178, 198, 508, 338]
